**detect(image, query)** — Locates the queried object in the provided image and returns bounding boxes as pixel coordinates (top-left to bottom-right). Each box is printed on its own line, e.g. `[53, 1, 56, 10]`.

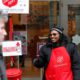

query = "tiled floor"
[20, 58, 41, 79]
[6, 57, 42, 80]
[22, 78, 40, 80]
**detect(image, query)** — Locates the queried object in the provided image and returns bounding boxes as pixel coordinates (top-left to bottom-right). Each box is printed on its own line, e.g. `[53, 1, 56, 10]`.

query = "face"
[0, 21, 7, 45]
[50, 30, 60, 43]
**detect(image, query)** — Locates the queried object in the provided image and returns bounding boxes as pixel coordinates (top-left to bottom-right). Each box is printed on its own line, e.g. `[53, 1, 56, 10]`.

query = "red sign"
[2, 0, 18, 7]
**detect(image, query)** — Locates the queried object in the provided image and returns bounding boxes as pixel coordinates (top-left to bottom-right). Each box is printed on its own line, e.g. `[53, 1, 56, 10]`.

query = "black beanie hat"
[50, 26, 64, 34]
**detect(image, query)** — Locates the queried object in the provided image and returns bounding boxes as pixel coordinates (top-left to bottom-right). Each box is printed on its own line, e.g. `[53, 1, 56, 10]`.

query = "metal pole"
[18, 56, 19, 68]
[49, 1, 54, 29]
[59, 0, 63, 26]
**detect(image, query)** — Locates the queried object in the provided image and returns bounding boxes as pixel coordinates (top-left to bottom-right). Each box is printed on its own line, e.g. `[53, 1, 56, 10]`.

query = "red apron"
[45, 46, 73, 80]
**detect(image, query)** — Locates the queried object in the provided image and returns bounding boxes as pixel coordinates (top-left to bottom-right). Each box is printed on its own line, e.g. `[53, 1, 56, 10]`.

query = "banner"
[0, 0, 29, 14]
[2, 41, 22, 56]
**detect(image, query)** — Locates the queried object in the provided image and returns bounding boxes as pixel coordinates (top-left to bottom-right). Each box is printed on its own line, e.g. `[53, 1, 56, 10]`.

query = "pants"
[0, 58, 7, 80]
[19, 55, 25, 67]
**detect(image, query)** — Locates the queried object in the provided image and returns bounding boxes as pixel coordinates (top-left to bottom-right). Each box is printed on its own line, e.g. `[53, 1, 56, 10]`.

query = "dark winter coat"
[33, 34, 80, 80]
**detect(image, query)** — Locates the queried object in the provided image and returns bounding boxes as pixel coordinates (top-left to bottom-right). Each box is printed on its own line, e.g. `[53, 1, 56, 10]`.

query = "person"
[0, 11, 8, 80]
[32, 26, 80, 80]
[19, 36, 27, 67]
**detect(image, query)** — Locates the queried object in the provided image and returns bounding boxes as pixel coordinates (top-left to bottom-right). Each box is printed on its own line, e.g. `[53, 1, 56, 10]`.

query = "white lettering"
[3, 0, 16, 5]
[3, 0, 8, 3]
[54, 63, 68, 67]
[8, 0, 14, 5]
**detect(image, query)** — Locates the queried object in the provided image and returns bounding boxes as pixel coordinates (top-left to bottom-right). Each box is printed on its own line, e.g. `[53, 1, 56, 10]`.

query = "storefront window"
[19, 1, 59, 79]
[68, 5, 80, 49]
[9, 1, 60, 79]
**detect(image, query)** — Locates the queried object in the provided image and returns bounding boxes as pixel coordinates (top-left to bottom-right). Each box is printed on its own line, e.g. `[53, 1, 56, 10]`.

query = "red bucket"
[6, 68, 22, 80]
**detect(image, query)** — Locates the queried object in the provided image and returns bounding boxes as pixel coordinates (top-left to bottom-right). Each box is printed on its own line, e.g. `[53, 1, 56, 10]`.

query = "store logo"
[2, 0, 18, 7]
[16, 42, 21, 53]
[57, 56, 63, 63]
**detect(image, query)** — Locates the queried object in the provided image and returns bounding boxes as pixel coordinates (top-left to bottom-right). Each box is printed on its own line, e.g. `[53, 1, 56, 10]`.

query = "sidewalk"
[22, 77, 40, 80]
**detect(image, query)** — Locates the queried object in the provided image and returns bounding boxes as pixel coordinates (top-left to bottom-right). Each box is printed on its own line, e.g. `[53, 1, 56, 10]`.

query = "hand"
[33, 55, 40, 63]
[36, 54, 40, 59]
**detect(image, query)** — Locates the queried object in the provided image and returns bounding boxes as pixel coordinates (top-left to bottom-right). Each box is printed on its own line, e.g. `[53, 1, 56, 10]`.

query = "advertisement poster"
[0, 0, 29, 14]
[13, 31, 27, 55]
